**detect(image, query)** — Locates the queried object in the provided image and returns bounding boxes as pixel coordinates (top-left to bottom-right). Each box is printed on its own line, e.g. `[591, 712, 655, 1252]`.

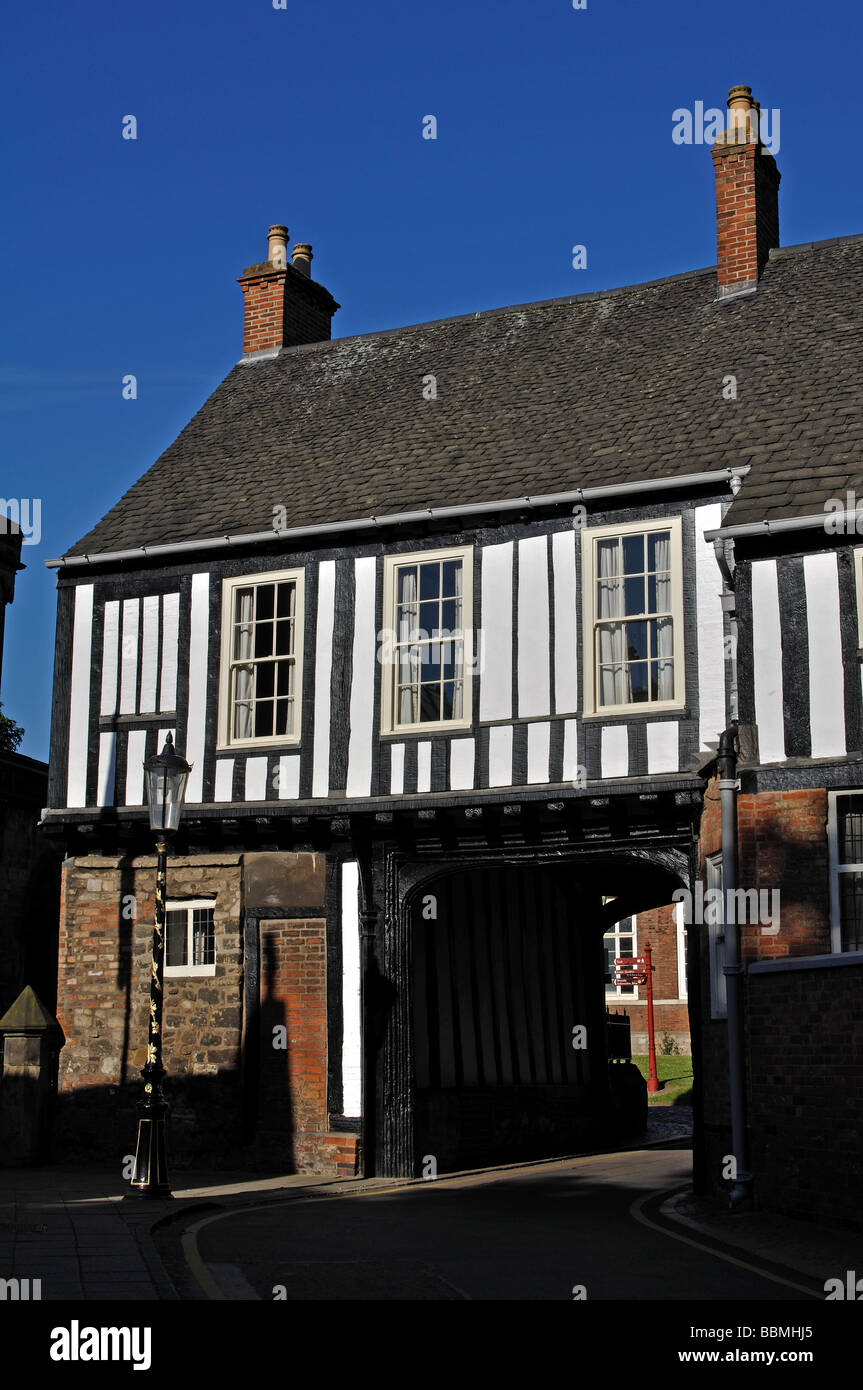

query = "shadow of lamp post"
[125, 733, 191, 1200]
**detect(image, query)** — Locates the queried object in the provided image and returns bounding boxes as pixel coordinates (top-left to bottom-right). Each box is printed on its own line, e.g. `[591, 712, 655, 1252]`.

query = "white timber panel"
[479, 542, 513, 721]
[119, 599, 139, 715]
[66, 584, 94, 808]
[100, 600, 120, 716]
[646, 721, 679, 773]
[312, 561, 336, 799]
[390, 743, 405, 796]
[562, 719, 580, 783]
[124, 729, 147, 806]
[276, 755, 300, 801]
[95, 732, 116, 808]
[695, 503, 726, 751]
[417, 741, 432, 794]
[341, 860, 362, 1117]
[751, 560, 785, 764]
[601, 725, 629, 779]
[517, 536, 551, 718]
[488, 725, 513, 787]
[527, 722, 551, 784]
[450, 738, 475, 791]
[214, 759, 234, 802]
[245, 756, 269, 801]
[185, 573, 210, 802]
[139, 595, 160, 714]
[159, 593, 180, 711]
[552, 530, 578, 715]
[346, 557, 377, 798]
[804, 553, 846, 758]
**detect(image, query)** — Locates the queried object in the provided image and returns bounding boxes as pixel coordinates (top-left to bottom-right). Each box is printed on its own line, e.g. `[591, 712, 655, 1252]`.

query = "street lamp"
[126, 733, 192, 1199]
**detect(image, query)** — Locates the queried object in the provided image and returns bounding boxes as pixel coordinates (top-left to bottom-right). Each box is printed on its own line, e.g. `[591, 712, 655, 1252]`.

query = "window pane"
[441, 560, 461, 597]
[254, 622, 274, 658]
[256, 585, 274, 620]
[647, 531, 671, 571]
[622, 535, 644, 574]
[419, 600, 438, 638]
[419, 685, 441, 722]
[838, 796, 863, 863]
[626, 622, 648, 662]
[624, 576, 645, 615]
[192, 908, 215, 967]
[275, 620, 293, 656]
[276, 583, 295, 618]
[254, 701, 274, 737]
[839, 873, 863, 951]
[165, 910, 187, 967]
[628, 661, 648, 701]
[419, 563, 441, 601]
[256, 663, 275, 698]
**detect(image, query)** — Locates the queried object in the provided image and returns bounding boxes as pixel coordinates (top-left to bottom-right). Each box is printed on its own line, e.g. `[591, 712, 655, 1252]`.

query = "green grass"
[631, 1054, 693, 1105]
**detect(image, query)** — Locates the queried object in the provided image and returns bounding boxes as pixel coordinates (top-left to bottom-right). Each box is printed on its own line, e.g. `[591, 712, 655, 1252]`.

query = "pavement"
[0, 1105, 857, 1301]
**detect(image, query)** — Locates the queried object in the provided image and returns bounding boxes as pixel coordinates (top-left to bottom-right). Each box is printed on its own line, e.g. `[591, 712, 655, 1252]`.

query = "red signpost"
[612, 942, 659, 1093]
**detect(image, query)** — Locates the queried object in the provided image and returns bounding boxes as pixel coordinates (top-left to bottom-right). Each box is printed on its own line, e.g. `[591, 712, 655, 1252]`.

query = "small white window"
[381, 546, 473, 733]
[218, 570, 304, 749]
[706, 853, 726, 1018]
[581, 517, 685, 716]
[827, 791, 863, 952]
[604, 915, 638, 999]
[165, 899, 216, 977]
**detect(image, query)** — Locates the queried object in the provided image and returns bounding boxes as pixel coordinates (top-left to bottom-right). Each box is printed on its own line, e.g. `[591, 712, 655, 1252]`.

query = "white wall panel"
[66, 584, 94, 808]
[185, 573, 210, 802]
[346, 557, 377, 798]
[480, 543, 513, 721]
[517, 536, 551, 717]
[751, 560, 785, 764]
[552, 530, 578, 715]
[312, 561, 336, 799]
[804, 553, 846, 758]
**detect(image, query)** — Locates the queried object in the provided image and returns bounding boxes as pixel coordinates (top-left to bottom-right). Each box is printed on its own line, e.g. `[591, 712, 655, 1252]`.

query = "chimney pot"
[292, 243, 313, 276]
[267, 224, 289, 269]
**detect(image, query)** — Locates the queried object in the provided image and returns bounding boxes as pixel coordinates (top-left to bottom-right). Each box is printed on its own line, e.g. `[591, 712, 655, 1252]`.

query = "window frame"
[581, 515, 685, 718]
[217, 568, 305, 751]
[604, 914, 639, 1000]
[164, 898, 217, 978]
[380, 544, 474, 736]
[827, 790, 863, 954]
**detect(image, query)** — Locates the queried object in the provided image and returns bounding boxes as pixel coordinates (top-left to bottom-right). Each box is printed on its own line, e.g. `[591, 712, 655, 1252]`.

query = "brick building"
[42, 84, 862, 1218]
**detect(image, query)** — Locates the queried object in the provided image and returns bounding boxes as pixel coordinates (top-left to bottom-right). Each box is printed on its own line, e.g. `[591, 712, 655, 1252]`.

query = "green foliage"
[659, 1029, 681, 1057]
[0, 702, 24, 753]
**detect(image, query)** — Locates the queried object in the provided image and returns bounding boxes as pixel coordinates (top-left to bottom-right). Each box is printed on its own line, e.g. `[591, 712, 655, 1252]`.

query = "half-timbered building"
[42, 86, 863, 1220]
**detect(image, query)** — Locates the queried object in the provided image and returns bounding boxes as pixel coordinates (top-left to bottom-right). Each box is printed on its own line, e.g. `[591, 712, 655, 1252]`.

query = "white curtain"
[397, 569, 417, 724]
[233, 588, 254, 738]
[597, 539, 625, 706]
[652, 534, 674, 700]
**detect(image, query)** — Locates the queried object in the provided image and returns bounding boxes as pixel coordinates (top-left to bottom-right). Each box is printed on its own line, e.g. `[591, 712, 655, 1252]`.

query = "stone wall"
[54, 849, 359, 1176]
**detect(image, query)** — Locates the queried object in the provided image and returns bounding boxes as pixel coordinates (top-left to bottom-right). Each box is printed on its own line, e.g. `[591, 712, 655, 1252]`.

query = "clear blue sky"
[3, 0, 861, 760]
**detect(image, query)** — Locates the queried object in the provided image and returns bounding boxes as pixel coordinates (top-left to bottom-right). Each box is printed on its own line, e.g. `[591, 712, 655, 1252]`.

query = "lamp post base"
[125, 1102, 172, 1200]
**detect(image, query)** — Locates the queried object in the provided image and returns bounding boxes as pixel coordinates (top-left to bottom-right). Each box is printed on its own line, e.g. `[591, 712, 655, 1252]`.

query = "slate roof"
[65, 233, 863, 558]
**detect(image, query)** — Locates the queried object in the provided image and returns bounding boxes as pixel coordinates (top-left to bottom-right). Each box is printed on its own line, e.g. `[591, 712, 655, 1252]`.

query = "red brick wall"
[696, 779, 862, 1227]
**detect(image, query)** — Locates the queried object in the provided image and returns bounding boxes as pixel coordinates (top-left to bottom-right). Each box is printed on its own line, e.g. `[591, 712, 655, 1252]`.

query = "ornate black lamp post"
[126, 733, 191, 1200]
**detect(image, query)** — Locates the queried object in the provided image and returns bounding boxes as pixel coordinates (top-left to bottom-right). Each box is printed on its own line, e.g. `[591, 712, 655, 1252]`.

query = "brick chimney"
[711, 85, 781, 298]
[238, 224, 340, 355]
